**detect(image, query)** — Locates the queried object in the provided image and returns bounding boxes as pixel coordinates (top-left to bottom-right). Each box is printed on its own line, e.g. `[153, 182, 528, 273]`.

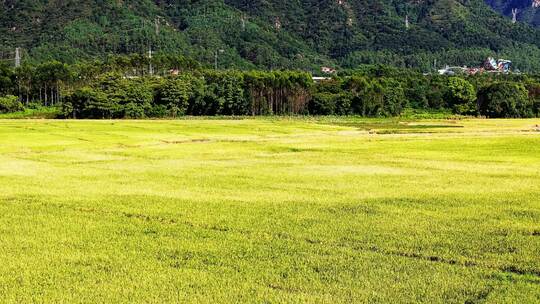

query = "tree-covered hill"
[2, 0, 540, 72]
[486, 0, 540, 27]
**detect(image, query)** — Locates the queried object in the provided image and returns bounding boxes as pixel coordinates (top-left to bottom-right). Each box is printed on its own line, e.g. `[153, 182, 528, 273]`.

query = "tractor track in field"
[10, 197, 538, 284]
[128, 212, 540, 281]
[347, 244, 540, 281]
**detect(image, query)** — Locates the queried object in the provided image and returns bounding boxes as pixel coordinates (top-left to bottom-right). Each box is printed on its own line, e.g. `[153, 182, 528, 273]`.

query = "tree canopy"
[2, 0, 540, 72]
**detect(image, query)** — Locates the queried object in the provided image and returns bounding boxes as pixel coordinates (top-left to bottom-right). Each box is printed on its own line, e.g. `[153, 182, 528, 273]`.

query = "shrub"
[0, 95, 23, 113]
[123, 103, 144, 118]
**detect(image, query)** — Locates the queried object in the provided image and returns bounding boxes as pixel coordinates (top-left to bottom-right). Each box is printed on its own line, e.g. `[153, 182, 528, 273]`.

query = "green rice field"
[0, 118, 539, 303]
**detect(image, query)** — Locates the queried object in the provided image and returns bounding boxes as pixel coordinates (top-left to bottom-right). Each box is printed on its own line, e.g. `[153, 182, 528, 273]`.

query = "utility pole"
[512, 8, 518, 24]
[274, 17, 282, 30]
[148, 46, 154, 75]
[404, 2, 410, 30]
[241, 15, 246, 31]
[405, 15, 409, 29]
[215, 49, 224, 70]
[15, 47, 20, 68]
[155, 17, 160, 35]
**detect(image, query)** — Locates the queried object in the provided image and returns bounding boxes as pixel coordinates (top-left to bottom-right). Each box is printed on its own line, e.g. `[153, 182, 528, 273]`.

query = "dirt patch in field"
[161, 138, 211, 144]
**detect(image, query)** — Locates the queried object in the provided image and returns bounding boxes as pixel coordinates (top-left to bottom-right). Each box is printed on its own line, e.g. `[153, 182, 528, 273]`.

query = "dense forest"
[0, 57, 539, 118]
[2, 0, 540, 72]
[1, 1, 539, 118]
[486, 0, 540, 27]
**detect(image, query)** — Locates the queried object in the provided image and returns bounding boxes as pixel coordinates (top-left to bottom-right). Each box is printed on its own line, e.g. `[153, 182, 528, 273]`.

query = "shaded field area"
[0, 118, 539, 303]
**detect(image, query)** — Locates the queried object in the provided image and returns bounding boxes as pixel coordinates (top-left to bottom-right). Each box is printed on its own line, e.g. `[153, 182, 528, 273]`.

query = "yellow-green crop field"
[0, 118, 539, 303]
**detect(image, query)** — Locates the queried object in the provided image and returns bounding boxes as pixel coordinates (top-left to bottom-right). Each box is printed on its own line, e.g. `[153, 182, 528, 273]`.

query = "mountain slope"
[486, 0, 540, 27]
[2, 0, 540, 71]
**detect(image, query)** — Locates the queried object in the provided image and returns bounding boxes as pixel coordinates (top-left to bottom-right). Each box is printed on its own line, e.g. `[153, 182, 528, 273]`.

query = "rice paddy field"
[0, 118, 539, 303]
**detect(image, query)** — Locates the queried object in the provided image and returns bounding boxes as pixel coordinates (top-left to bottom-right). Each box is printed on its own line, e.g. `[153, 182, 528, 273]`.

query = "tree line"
[0, 58, 539, 118]
[61, 70, 312, 118]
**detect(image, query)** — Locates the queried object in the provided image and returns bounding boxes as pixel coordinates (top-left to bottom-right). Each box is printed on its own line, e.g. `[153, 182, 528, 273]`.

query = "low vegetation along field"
[0, 118, 539, 303]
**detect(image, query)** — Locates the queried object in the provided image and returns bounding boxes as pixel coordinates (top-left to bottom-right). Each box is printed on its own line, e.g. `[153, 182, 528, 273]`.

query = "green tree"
[159, 76, 193, 117]
[309, 92, 336, 115]
[63, 87, 116, 119]
[445, 77, 477, 115]
[35, 61, 71, 106]
[343, 76, 372, 116]
[122, 80, 153, 118]
[14, 64, 34, 105]
[477, 82, 532, 118]
[0, 63, 14, 96]
[380, 78, 406, 116]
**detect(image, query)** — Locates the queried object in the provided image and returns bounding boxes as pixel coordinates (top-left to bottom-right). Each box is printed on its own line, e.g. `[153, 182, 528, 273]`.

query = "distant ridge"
[2, 0, 540, 71]
[486, 0, 540, 27]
